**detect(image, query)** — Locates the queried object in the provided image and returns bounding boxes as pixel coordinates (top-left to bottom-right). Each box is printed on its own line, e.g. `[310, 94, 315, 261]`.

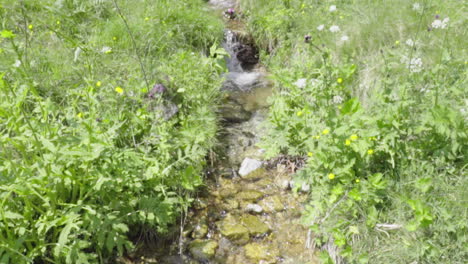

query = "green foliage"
[241, 0, 467, 263]
[0, 0, 224, 263]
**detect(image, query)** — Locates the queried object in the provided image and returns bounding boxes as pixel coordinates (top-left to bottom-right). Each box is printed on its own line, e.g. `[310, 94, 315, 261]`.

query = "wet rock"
[241, 214, 270, 236]
[235, 44, 259, 67]
[239, 158, 263, 177]
[222, 199, 239, 210]
[218, 186, 239, 198]
[237, 190, 264, 201]
[217, 215, 250, 244]
[193, 198, 208, 210]
[191, 219, 208, 239]
[245, 203, 263, 214]
[220, 100, 252, 122]
[188, 239, 218, 261]
[244, 242, 279, 264]
[259, 195, 284, 213]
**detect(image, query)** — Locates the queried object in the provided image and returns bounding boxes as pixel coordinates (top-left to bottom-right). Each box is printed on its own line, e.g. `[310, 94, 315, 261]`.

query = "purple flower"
[435, 14, 440, 19]
[227, 8, 235, 14]
[147, 84, 166, 99]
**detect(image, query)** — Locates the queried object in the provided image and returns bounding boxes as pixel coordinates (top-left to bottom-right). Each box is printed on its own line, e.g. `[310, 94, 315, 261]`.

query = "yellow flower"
[28, 24, 33, 30]
[115, 86, 124, 94]
[307, 152, 313, 157]
[355, 179, 360, 183]
[145, 17, 150, 21]
[345, 139, 351, 146]
[296, 111, 303, 117]
[314, 135, 321, 140]
[322, 129, 330, 135]
[337, 78, 343, 84]
[328, 173, 335, 180]
[395, 40, 400, 45]
[77, 112, 83, 118]
[113, 36, 117, 41]
[56, 20, 61, 25]
[96, 81, 102, 87]
[367, 149, 374, 155]
[339, 15, 344, 19]
[350, 134, 358, 141]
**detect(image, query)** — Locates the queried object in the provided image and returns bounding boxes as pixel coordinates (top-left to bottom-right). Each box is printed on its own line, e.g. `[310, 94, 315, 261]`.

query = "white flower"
[101, 46, 112, 53]
[405, 39, 415, 47]
[432, 17, 449, 29]
[341, 35, 349, 41]
[412, 3, 421, 11]
[13, 60, 21, 68]
[329, 5, 337, 12]
[407, 57, 423, 73]
[332, 95, 344, 104]
[73, 47, 82, 62]
[294, 78, 307, 89]
[329, 25, 340, 33]
[317, 24, 325, 31]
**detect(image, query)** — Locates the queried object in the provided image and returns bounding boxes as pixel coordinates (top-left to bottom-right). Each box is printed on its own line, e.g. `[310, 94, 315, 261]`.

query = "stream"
[128, 1, 319, 263]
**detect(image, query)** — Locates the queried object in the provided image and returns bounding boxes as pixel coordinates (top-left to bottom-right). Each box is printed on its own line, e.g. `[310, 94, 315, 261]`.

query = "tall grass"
[0, 0, 224, 262]
[239, 0, 467, 263]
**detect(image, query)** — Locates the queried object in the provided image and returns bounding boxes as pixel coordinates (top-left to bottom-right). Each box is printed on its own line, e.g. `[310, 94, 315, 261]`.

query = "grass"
[0, 0, 225, 263]
[239, 0, 467, 263]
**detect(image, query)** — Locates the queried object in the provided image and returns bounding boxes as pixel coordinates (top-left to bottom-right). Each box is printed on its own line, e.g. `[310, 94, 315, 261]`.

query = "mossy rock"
[259, 195, 284, 213]
[241, 214, 270, 236]
[237, 190, 264, 201]
[244, 242, 279, 264]
[189, 239, 218, 261]
[217, 216, 250, 245]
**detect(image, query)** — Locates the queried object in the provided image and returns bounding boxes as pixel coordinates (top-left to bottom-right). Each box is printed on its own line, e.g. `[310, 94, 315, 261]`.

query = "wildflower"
[345, 139, 351, 146]
[77, 112, 83, 118]
[113, 36, 117, 41]
[355, 179, 360, 183]
[294, 78, 307, 89]
[145, 17, 150, 21]
[96, 81, 102, 87]
[1, 30, 15, 39]
[339, 16, 344, 19]
[406, 57, 423, 73]
[115, 86, 124, 94]
[314, 135, 321, 139]
[13, 60, 21, 68]
[350, 134, 358, 141]
[337, 78, 343, 84]
[329, 5, 337, 12]
[317, 24, 325, 31]
[28, 24, 33, 30]
[405, 39, 415, 47]
[297, 111, 303, 117]
[435, 14, 440, 19]
[328, 173, 335, 180]
[332, 95, 344, 104]
[395, 40, 400, 45]
[367, 149, 374, 155]
[412, 3, 421, 11]
[224, 8, 236, 19]
[304, 34, 312, 43]
[101, 46, 112, 54]
[56, 20, 61, 25]
[329, 25, 340, 33]
[307, 152, 313, 157]
[322, 129, 330, 135]
[431, 17, 449, 29]
[340, 35, 349, 41]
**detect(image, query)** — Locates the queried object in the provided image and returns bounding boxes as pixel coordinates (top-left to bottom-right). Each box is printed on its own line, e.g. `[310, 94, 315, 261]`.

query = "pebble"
[245, 203, 263, 213]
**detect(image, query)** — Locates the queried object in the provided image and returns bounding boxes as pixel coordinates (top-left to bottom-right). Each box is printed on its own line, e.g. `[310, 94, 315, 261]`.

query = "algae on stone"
[189, 239, 218, 261]
[217, 215, 250, 244]
[244, 242, 279, 264]
[237, 190, 264, 201]
[259, 195, 284, 213]
[241, 214, 270, 235]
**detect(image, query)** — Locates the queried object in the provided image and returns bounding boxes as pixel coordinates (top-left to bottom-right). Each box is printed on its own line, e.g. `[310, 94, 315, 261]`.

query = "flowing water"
[125, 1, 319, 263]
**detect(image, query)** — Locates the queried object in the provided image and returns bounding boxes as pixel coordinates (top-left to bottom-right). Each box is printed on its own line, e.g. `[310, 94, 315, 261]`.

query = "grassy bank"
[0, 0, 224, 262]
[239, 0, 467, 263]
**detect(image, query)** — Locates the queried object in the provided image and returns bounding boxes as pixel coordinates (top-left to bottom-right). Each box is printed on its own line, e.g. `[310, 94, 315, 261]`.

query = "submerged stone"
[237, 190, 264, 201]
[222, 199, 239, 211]
[217, 215, 250, 244]
[244, 242, 279, 264]
[191, 219, 208, 239]
[241, 214, 270, 236]
[189, 239, 218, 261]
[259, 195, 284, 213]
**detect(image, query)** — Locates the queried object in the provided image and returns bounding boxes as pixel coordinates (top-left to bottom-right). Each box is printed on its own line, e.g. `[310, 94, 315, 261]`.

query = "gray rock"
[239, 158, 263, 177]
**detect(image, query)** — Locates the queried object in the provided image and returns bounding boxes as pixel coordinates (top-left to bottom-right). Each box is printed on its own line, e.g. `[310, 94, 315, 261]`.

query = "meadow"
[0, 0, 225, 262]
[239, 0, 467, 263]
